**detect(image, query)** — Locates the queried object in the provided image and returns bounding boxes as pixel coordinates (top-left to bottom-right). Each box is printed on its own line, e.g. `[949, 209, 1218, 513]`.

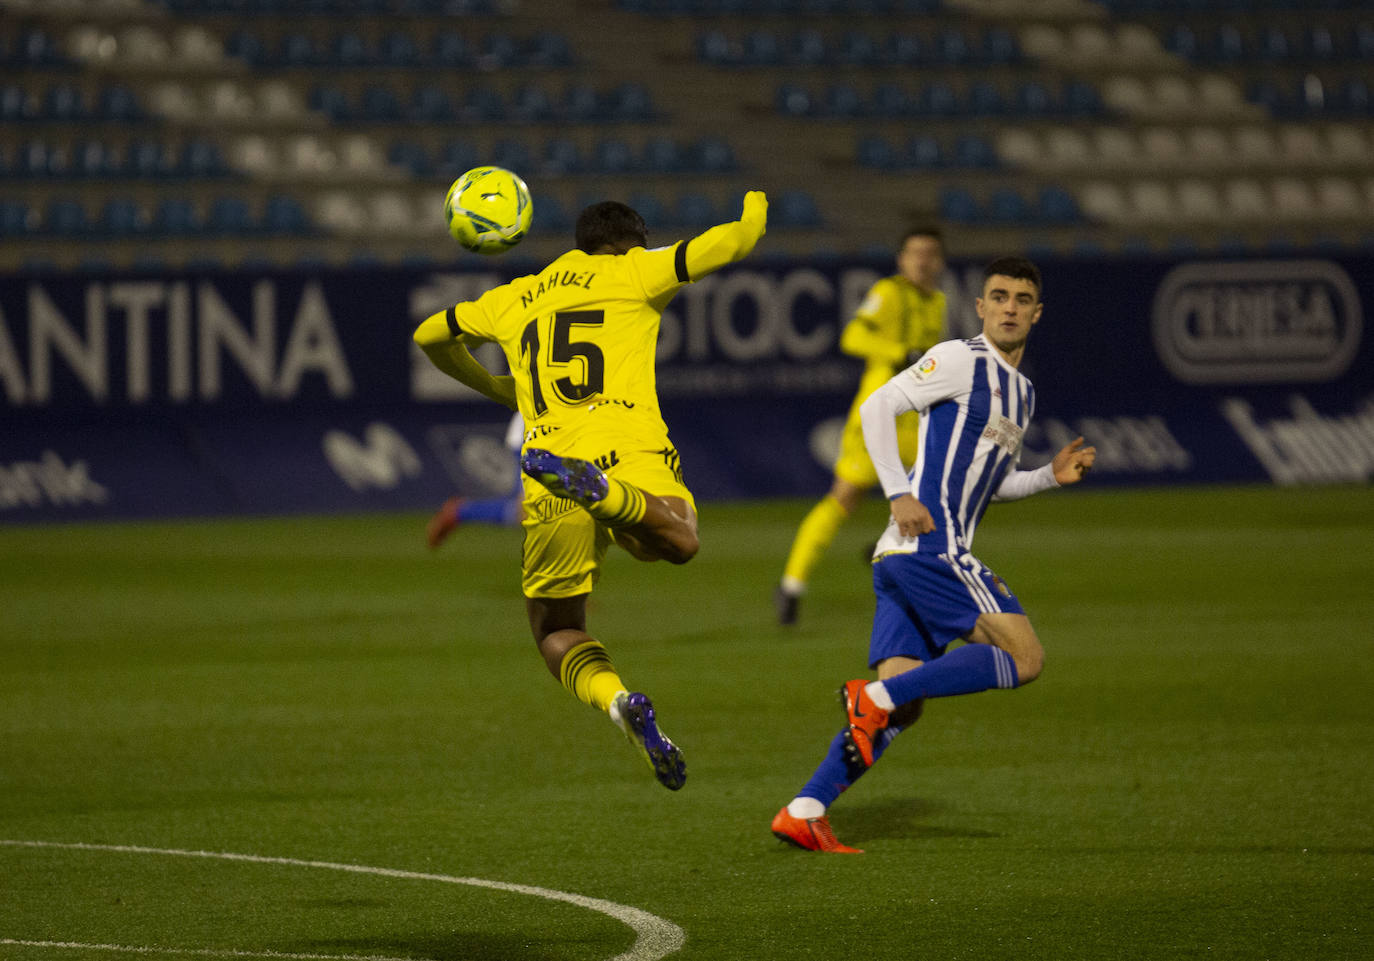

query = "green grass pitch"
[2, 486, 1371, 961]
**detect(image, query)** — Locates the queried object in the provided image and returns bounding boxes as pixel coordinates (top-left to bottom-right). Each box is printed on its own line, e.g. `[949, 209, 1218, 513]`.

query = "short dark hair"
[576, 201, 648, 253]
[901, 224, 944, 249]
[983, 256, 1041, 294]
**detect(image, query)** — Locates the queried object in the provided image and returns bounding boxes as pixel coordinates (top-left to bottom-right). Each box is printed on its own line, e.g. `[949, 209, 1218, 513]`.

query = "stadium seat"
[542, 138, 583, 174]
[379, 31, 419, 66]
[938, 186, 979, 224]
[967, 81, 1005, 115]
[279, 33, 318, 67]
[857, 135, 895, 169]
[43, 84, 88, 122]
[284, 135, 335, 174]
[1063, 81, 1103, 116]
[788, 30, 826, 66]
[742, 30, 783, 66]
[675, 192, 716, 228]
[609, 83, 654, 122]
[986, 188, 1030, 224]
[1233, 126, 1278, 165]
[315, 191, 367, 233]
[331, 31, 371, 67]
[259, 81, 306, 121]
[692, 137, 736, 172]
[905, 134, 944, 168]
[1326, 124, 1369, 164]
[527, 32, 572, 67]
[432, 32, 470, 67]
[100, 85, 143, 122]
[871, 83, 910, 117]
[1223, 179, 1270, 219]
[933, 28, 971, 65]
[437, 139, 479, 176]
[0, 200, 36, 236]
[1102, 75, 1149, 114]
[885, 33, 924, 66]
[207, 196, 255, 235]
[919, 81, 959, 116]
[263, 194, 310, 234]
[1035, 185, 1081, 224]
[1315, 177, 1362, 219]
[996, 128, 1043, 168]
[952, 134, 996, 168]
[100, 197, 144, 235]
[227, 30, 267, 65]
[477, 33, 518, 70]
[511, 84, 554, 123]
[593, 137, 636, 173]
[774, 190, 822, 228]
[71, 140, 117, 178]
[776, 83, 814, 117]
[1079, 182, 1128, 222]
[1185, 126, 1231, 168]
[833, 31, 879, 66]
[822, 83, 863, 118]
[411, 85, 457, 122]
[231, 135, 279, 176]
[642, 136, 682, 173]
[1278, 125, 1323, 165]
[464, 87, 505, 122]
[1015, 82, 1056, 116]
[179, 139, 225, 177]
[1092, 127, 1138, 167]
[1176, 180, 1223, 221]
[492, 138, 533, 172]
[153, 197, 200, 235]
[339, 135, 386, 175]
[1127, 181, 1175, 223]
[360, 85, 402, 122]
[1045, 127, 1090, 167]
[982, 26, 1019, 64]
[561, 83, 602, 122]
[626, 191, 668, 227]
[45, 198, 89, 235]
[1272, 178, 1316, 219]
[387, 140, 431, 175]
[127, 139, 172, 179]
[369, 192, 413, 234]
[1141, 127, 1186, 167]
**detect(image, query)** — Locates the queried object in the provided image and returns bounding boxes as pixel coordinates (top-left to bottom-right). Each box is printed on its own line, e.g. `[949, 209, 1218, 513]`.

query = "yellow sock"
[586, 477, 648, 529]
[782, 495, 848, 588]
[559, 640, 627, 713]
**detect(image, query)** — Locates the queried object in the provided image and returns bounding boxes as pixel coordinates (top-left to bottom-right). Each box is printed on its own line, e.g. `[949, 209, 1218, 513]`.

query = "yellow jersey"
[842, 275, 947, 409]
[443, 244, 689, 452]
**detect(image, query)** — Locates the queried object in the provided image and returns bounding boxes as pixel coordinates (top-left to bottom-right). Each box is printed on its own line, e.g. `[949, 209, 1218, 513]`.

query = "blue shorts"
[868, 551, 1025, 668]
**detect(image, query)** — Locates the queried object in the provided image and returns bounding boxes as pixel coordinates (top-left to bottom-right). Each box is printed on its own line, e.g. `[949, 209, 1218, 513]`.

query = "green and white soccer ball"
[443, 165, 533, 255]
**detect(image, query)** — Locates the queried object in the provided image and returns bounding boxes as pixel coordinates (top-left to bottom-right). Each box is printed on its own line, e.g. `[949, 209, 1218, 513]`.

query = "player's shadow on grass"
[840, 797, 1002, 843]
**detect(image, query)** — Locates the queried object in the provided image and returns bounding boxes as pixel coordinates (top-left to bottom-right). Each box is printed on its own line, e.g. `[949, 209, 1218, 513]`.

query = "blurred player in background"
[414, 193, 768, 791]
[426, 411, 525, 548]
[772, 257, 1096, 851]
[775, 226, 947, 626]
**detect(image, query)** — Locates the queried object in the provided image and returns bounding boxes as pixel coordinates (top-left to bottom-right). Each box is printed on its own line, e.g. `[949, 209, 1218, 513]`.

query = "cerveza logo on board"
[1151, 260, 1362, 384]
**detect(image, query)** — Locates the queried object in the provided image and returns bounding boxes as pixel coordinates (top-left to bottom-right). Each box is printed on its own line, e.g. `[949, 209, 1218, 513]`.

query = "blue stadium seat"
[71, 140, 117, 178]
[967, 80, 1005, 115]
[1016, 81, 1057, 116]
[982, 26, 1019, 64]
[432, 32, 470, 67]
[491, 138, 533, 172]
[17, 141, 61, 177]
[774, 190, 822, 228]
[986, 187, 1030, 224]
[697, 30, 734, 65]
[675, 192, 716, 228]
[542, 138, 583, 174]
[1165, 24, 1199, 60]
[263, 194, 309, 234]
[437, 139, 479, 176]
[179, 139, 225, 177]
[871, 82, 910, 116]
[0, 84, 31, 122]
[905, 134, 944, 168]
[608, 83, 654, 122]
[934, 28, 972, 65]
[360, 84, 402, 121]
[526, 32, 572, 67]
[592, 137, 636, 173]
[227, 30, 267, 65]
[833, 31, 879, 66]
[918, 81, 959, 116]
[822, 82, 863, 117]
[952, 134, 996, 167]
[742, 30, 783, 66]
[1210, 24, 1246, 64]
[99, 85, 143, 122]
[45, 198, 88, 235]
[511, 84, 554, 122]
[43, 84, 88, 122]
[100, 198, 144, 235]
[885, 33, 924, 66]
[642, 136, 682, 173]
[0, 200, 35, 236]
[626, 191, 668, 227]
[1257, 25, 1293, 62]
[1339, 77, 1371, 114]
[788, 30, 827, 66]
[127, 140, 172, 179]
[331, 31, 372, 67]
[1036, 185, 1081, 224]
[1306, 25, 1337, 62]
[775, 82, 814, 117]
[692, 137, 736, 172]
[379, 31, 419, 66]
[536, 194, 572, 232]
[464, 86, 505, 122]
[309, 85, 352, 121]
[153, 197, 200, 235]
[411, 85, 457, 122]
[561, 83, 602, 122]
[207, 196, 255, 235]
[938, 186, 979, 224]
[388, 140, 431, 174]
[857, 135, 895, 169]
[278, 33, 318, 67]
[477, 33, 518, 70]
[1063, 81, 1103, 116]
[1355, 23, 1374, 61]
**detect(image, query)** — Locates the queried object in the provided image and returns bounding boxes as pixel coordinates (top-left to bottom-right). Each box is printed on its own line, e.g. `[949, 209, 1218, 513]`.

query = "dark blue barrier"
[1, 256, 1369, 522]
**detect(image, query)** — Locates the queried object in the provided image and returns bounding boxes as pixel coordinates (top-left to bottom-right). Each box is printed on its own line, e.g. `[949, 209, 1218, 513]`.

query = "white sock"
[787, 796, 825, 819]
[780, 575, 806, 596]
[865, 680, 896, 711]
[607, 689, 630, 726]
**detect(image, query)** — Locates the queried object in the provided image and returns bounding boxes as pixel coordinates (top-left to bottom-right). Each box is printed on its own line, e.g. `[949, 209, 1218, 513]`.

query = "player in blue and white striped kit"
[772, 257, 1097, 853]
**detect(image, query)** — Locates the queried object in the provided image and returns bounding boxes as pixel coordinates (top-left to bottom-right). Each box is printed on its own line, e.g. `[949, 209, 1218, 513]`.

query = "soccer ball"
[443, 166, 533, 255]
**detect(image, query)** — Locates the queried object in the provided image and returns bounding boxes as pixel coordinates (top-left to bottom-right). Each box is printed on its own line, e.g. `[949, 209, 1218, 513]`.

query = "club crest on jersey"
[914, 356, 938, 379]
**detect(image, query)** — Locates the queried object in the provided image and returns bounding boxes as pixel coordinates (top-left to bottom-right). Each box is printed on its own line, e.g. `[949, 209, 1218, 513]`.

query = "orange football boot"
[839, 679, 890, 770]
[771, 806, 862, 854]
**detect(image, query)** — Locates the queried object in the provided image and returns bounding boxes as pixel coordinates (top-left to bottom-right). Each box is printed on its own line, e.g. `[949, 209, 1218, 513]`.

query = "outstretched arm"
[413, 318, 517, 410]
[993, 437, 1096, 501]
[679, 191, 768, 280]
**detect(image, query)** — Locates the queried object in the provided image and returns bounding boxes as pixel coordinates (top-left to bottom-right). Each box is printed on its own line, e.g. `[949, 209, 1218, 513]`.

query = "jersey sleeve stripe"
[444, 305, 461, 338]
[674, 241, 690, 283]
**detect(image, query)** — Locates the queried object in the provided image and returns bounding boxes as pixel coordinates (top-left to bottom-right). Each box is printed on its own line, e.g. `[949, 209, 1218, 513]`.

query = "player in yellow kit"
[413, 193, 768, 790]
[775, 226, 947, 625]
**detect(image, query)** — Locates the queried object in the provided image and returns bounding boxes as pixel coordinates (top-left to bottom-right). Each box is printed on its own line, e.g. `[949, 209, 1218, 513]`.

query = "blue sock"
[461, 497, 514, 525]
[882, 643, 1018, 708]
[797, 724, 904, 807]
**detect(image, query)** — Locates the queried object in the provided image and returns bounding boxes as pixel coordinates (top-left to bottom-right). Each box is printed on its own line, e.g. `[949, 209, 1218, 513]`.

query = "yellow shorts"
[520, 445, 695, 599]
[833, 409, 920, 488]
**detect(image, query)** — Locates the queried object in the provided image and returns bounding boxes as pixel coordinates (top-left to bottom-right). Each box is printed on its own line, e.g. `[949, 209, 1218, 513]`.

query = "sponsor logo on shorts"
[529, 497, 582, 523]
[592, 450, 620, 471]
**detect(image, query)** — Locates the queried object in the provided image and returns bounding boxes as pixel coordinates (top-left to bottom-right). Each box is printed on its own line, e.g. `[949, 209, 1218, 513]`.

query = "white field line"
[0, 840, 685, 961]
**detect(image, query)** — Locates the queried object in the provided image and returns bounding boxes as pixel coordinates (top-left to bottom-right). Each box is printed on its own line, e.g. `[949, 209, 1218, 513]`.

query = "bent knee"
[1012, 643, 1044, 685]
[664, 529, 699, 564]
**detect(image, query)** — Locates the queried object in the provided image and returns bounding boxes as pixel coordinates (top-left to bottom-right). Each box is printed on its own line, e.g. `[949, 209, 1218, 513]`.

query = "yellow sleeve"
[839, 280, 907, 366]
[627, 191, 769, 301]
[412, 301, 516, 409]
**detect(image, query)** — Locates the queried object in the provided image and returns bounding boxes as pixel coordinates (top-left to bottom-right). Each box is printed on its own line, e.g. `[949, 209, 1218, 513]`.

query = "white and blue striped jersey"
[861, 334, 1055, 558]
